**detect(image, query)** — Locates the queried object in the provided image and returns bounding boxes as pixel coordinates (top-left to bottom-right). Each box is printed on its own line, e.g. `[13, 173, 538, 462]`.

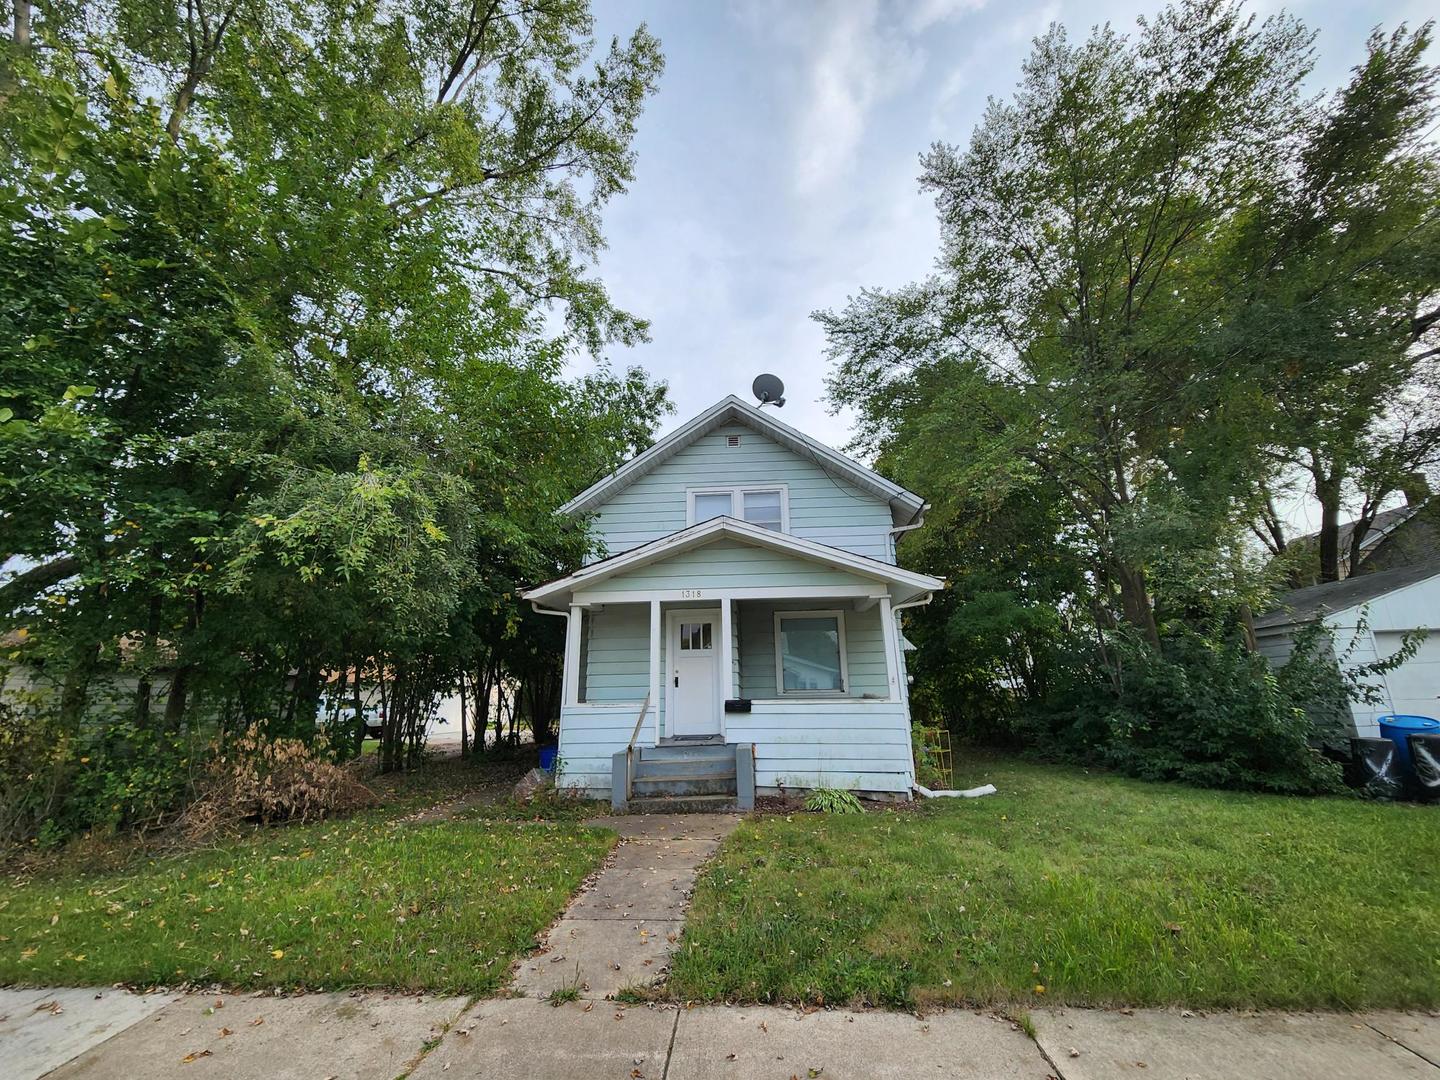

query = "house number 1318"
[680, 589, 704, 599]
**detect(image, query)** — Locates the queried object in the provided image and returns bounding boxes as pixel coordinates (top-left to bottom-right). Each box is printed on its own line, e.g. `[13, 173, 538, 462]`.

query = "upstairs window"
[687, 486, 788, 531]
[742, 489, 783, 531]
[692, 492, 733, 524]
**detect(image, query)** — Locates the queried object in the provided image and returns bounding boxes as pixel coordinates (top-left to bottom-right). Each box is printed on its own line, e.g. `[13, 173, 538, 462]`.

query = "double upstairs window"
[687, 486, 788, 532]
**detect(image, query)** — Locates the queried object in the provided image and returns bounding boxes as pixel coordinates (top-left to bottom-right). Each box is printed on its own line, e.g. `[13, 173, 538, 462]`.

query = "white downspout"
[887, 502, 930, 560]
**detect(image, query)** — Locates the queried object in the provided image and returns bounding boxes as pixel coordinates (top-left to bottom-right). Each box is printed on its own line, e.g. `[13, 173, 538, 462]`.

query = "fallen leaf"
[218, 1027, 233, 1037]
[180, 1050, 213, 1064]
[271, 950, 285, 959]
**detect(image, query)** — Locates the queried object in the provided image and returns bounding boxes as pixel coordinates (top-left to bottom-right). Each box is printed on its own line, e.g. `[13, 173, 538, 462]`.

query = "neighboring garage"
[1255, 559, 1440, 740]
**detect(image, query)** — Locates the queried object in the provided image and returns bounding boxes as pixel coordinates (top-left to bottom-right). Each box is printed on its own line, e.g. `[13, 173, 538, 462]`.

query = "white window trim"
[773, 608, 849, 696]
[685, 484, 790, 531]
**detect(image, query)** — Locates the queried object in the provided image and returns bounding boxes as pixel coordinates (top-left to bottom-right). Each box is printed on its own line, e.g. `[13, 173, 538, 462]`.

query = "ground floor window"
[775, 609, 847, 693]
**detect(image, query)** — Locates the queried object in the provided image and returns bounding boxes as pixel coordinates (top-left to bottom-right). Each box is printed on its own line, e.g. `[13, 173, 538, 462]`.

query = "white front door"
[668, 611, 722, 737]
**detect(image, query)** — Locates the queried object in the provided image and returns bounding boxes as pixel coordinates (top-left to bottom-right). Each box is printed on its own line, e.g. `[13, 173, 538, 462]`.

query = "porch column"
[563, 604, 583, 707]
[878, 596, 900, 700]
[720, 596, 734, 700]
[649, 599, 661, 743]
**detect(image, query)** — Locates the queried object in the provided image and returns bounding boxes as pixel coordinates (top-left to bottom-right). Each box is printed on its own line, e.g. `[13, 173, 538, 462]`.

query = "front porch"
[557, 589, 914, 805]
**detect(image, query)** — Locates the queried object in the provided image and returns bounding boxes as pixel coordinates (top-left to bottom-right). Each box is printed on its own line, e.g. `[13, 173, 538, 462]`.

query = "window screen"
[779, 615, 843, 692]
[742, 489, 783, 531]
[693, 492, 732, 523]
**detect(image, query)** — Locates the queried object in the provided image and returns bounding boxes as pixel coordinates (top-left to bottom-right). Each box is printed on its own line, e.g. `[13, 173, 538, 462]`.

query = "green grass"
[670, 755, 1440, 1011]
[0, 810, 614, 994]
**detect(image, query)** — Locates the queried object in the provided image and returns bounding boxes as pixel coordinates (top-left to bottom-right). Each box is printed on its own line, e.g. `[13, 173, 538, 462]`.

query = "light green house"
[522, 395, 944, 810]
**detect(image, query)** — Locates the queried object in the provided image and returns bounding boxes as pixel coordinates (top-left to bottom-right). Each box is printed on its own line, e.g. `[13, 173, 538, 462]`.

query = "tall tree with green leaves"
[824, 0, 1315, 648]
[1, 0, 668, 794]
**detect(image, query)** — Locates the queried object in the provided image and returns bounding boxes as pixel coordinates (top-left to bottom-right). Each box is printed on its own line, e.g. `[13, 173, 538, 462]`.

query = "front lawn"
[0, 811, 613, 994]
[670, 755, 1440, 1010]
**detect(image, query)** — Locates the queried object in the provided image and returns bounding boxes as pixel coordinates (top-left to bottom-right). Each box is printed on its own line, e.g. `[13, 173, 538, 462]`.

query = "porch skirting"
[556, 698, 914, 797]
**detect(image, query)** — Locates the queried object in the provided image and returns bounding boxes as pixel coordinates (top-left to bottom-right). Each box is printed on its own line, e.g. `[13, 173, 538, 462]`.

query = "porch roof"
[522, 516, 945, 608]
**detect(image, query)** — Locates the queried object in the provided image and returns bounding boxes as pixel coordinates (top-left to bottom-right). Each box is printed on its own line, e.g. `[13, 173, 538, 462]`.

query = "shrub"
[0, 703, 72, 847]
[804, 787, 865, 814]
[179, 722, 376, 839]
[1027, 627, 1345, 795]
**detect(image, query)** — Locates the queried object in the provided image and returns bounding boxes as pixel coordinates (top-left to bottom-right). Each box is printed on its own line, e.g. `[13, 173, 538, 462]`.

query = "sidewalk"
[5, 987, 1438, 1079]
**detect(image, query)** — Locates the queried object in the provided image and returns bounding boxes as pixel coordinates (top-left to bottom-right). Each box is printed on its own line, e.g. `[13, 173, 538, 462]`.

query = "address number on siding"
[680, 589, 704, 599]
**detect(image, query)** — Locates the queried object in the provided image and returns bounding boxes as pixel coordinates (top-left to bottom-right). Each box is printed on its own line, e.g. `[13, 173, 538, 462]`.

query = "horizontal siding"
[582, 605, 648, 703]
[726, 700, 914, 795]
[589, 423, 896, 563]
[557, 697, 916, 797]
[557, 703, 650, 795]
[597, 539, 875, 592]
[738, 600, 888, 698]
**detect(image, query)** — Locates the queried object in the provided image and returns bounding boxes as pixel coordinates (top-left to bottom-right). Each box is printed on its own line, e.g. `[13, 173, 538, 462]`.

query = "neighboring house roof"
[558, 395, 926, 526]
[1254, 557, 1440, 630]
[523, 515, 945, 607]
[1286, 503, 1424, 578]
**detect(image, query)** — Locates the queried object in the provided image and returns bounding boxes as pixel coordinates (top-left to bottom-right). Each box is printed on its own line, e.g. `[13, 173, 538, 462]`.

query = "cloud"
[904, 0, 991, 33]
[790, 3, 920, 196]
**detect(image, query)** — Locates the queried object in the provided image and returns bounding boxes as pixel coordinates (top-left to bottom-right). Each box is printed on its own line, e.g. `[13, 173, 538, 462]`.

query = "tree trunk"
[1112, 559, 1161, 649]
[1316, 473, 1343, 583]
[459, 670, 469, 757]
[134, 584, 163, 728]
[162, 592, 200, 731]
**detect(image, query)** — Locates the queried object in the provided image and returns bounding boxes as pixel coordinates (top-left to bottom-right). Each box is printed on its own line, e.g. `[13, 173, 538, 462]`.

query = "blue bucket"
[537, 743, 558, 773]
[1377, 715, 1440, 775]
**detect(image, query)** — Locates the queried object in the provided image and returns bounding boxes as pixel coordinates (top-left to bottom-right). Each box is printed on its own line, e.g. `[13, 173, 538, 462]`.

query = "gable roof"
[522, 515, 945, 607]
[1288, 503, 1423, 564]
[1254, 557, 1440, 630]
[559, 395, 926, 526]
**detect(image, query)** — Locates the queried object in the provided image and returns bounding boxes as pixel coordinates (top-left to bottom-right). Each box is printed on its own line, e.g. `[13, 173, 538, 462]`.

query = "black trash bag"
[1408, 734, 1440, 800]
[1350, 737, 1404, 799]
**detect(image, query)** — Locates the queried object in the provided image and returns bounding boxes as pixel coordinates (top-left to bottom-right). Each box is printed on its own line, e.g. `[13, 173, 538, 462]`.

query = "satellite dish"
[752, 373, 786, 407]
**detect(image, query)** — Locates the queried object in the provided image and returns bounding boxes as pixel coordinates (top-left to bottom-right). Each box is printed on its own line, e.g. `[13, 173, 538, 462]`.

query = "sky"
[581, 0, 1434, 533]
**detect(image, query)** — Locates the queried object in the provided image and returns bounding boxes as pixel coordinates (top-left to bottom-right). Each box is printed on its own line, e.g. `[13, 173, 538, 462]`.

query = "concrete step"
[633, 757, 737, 779]
[632, 774, 737, 797]
[638, 744, 733, 764]
[627, 794, 738, 815]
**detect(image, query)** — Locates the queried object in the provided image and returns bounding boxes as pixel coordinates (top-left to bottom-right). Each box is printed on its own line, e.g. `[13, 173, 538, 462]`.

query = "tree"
[820, 2, 1438, 791]
[1237, 25, 1440, 582]
[824, 0, 1314, 649]
[0, 0, 669, 807]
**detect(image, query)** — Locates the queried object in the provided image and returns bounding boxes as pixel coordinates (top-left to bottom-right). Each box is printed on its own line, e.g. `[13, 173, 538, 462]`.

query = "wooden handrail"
[623, 693, 653, 804]
[627, 693, 652, 750]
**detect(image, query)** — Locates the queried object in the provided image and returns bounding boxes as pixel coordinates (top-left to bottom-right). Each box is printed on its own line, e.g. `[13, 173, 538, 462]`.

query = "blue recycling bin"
[537, 743, 558, 773]
[1377, 715, 1440, 775]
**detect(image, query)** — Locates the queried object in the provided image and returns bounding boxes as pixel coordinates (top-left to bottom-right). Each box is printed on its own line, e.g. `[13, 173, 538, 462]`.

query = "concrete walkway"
[509, 812, 742, 1000]
[5, 987, 1439, 1080]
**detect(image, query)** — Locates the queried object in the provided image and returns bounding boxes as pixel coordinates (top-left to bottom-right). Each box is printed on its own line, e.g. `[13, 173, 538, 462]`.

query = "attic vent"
[727, 435, 741, 447]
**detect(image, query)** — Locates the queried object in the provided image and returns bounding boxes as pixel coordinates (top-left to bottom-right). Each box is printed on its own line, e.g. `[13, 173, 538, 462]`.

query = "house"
[521, 394, 944, 810]
[1254, 558, 1440, 743]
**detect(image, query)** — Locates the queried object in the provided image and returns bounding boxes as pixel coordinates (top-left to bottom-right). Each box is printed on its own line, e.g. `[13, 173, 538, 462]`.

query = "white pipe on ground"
[913, 782, 997, 799]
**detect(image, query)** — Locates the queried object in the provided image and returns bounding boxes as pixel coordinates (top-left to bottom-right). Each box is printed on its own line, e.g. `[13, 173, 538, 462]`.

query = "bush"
[179, 722, 376, 839]
[804, 787, 865, 814]
[1027, 628, 1345, 796]
[0, 703, 72, 847]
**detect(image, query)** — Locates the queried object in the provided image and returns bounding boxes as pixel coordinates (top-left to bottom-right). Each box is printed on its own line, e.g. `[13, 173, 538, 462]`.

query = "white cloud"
[905, 0, 991, 33]
[791, 3, 922, 196]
